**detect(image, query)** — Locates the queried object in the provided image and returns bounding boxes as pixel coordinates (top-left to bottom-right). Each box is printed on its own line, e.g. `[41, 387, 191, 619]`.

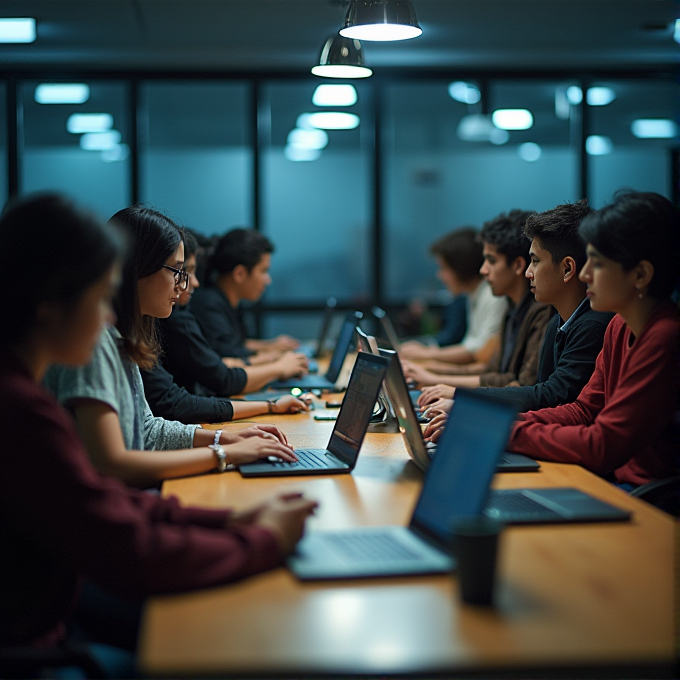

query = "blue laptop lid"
[409, 389, 517, 549]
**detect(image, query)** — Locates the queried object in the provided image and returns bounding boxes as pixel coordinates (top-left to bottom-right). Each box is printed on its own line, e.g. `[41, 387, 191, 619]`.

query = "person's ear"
[512, 256, 526, 277]
[232, 264, 248, 285]
[632, 260, 655, 295]
[561, 256, 578, 283]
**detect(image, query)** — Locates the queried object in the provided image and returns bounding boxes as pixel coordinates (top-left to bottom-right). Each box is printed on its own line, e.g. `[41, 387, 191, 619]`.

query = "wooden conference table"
[139, 386, 676, 678]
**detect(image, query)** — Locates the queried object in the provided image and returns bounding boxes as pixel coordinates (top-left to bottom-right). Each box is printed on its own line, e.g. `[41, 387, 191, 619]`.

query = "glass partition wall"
[4, 72, 678, 336]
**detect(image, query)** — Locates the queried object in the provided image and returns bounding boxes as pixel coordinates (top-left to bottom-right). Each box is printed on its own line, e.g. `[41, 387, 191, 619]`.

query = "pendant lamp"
[311, 35, 373, 78]
[339, 0, 422, 42]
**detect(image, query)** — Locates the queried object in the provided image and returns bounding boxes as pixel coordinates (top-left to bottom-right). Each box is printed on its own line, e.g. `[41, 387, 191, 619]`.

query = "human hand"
[272, 396, 310, 415]
[249, 350, 284, 365]
[423, 412, 449, 442]
[276, 352, 309, 379]
[223, 436, 298, 465]
[254, 492, 319, 555]
[237, 424, 290, 446]
[398, 341, 431, 360]
[222, 357, 246, 368]
[272, 334, 300, 351]
[422, 398, 454, 418]
[418, 384, 455, 406]
[401, 360, 436, 387]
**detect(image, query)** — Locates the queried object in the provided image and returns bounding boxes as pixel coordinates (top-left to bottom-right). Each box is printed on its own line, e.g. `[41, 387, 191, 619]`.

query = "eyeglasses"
[162, 265, 189, 291]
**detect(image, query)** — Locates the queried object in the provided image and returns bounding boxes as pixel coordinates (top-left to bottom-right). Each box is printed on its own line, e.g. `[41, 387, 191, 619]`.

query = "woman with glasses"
[45, 205, 300, 487]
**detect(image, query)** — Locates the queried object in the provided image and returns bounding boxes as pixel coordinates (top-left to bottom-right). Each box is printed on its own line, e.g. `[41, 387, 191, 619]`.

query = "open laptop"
[298, 297, 337, 359]
[239, 352, 387, 478]
[371, 306, 402, 351]
[287, 389, 518, 580]
[269, 311, 362, 390]
[378, 348, 541, 473]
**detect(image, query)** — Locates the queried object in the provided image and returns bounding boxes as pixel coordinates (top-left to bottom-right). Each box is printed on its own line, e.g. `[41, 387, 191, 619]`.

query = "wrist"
[267, 400, 276, 414]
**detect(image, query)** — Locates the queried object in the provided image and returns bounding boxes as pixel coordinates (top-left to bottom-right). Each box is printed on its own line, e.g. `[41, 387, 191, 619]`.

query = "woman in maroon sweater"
[0, 194, 316, 652]
[509, 191, 680, 487]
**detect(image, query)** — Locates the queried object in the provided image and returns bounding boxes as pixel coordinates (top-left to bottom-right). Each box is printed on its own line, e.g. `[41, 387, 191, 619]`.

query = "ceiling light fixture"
[284, 146, 322, 162]
[67, 113, 114, 134]
[631, 119, 678, 139]
[0, 18, 36, 43]
[313, 84, 358, 107]
[448, 82, 481, 105]
[340, 0, 422, 42]
[456, 114, 508, 144]
[491, 109, 533, 130]
[518, 142, 542, 162]
[80, 130, 122, 151]
[586, 87, 616, 106]
[585, 135, 613, 155]
[304, 112, 360, 130]
[35, 83, 90, 105]
[287, 128, 329, 149]
[312, 35, 372, 79]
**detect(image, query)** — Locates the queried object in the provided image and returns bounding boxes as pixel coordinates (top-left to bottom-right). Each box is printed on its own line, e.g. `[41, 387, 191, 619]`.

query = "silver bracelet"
[213, 429, 222, 446]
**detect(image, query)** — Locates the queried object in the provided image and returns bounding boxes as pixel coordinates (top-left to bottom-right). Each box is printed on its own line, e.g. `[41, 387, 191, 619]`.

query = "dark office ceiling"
[1, 0, 678, 74]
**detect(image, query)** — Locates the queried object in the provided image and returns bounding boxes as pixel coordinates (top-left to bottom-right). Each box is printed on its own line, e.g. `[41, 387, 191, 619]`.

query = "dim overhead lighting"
[35, 83, 90, 105]
[287, 128, 329, 150]
[586, 135, 613, 155]
[101, 144, 130, 163]
[0, 18, 36, 43]
[304, 112, 360, 130]
[566, 86, 583, 105]
[67, 113, 114, 134]
[492, 109, 533, 130]
[80, 130, 122, 151]
[631, 119, 678, 139]
[448, 82, 481, 105]
[457, 114, 505, 143]
[586, 87, 616, 106]
[311, 35, 372, 79]
[313, 84, 358, 107]
[340, 0, 422, 42]
[675, 19, 680, 43]
[284, 145, 322, 162]
[518, 142, 542, 162]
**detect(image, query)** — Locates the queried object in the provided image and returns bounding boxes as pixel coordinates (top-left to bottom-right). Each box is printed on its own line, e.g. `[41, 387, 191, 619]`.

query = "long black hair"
[2, 193, 122, 348]
[579, 190, 680, 300]
[108, 205, 183, 369]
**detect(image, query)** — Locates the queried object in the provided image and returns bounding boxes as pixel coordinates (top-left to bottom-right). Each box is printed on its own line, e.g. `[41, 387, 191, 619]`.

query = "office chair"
[629, 475, 680, 517]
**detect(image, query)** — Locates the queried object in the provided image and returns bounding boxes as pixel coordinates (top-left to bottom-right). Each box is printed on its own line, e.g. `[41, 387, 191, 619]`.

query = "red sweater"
[0, 353, 281, 647]
[509, 304, 680, 487]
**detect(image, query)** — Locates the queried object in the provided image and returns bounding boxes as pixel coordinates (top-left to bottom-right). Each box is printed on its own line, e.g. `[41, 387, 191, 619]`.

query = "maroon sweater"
[0, 353, 281, 647]
[510, 304, 680, 486]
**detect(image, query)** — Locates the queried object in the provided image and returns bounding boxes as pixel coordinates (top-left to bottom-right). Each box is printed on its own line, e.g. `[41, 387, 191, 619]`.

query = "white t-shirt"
[461, 279, 507, 353]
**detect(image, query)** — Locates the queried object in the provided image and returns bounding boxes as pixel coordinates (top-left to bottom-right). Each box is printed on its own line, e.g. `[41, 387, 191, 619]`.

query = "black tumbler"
[451, 516, 503, 606]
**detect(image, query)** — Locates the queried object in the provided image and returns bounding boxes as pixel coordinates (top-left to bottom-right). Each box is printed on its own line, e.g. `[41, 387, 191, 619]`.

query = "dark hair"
[579, 190, 680, 299]
[430, 227, 483, 283]
[523, 199, 592, 272]
[480, 209, 535, 267]
[183, 228, 198, 259]
[209, 228, 274, 281]
[108, 205, 183, 370]
[1, 193, 122, 347]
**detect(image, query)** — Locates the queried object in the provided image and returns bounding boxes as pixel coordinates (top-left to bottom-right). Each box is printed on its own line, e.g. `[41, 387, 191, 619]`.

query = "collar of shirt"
[558, 297, 589, 334]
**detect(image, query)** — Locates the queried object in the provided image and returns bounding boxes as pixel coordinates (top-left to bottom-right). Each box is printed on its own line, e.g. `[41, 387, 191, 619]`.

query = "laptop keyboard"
[486, 491, 561, 519]
[326, 531, 421, 562]
[270, 449, 332, 469]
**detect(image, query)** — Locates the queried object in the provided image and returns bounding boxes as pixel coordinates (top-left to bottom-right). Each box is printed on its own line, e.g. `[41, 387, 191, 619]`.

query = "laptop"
[378, 348, 541, 473]
[287, 389, 518, 580]
[269, 311, 362, 390]
[298, 297, 337, 359]
[239, 352, 387, 478]
[371, 306, 402, 351]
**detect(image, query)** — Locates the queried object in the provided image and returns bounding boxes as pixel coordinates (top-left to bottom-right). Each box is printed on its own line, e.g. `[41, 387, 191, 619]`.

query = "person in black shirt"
[422, 199, 613, 428]
[191, 228, 308, 369]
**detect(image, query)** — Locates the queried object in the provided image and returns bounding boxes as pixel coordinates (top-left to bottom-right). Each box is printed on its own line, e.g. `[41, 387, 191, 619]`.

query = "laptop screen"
[327, 352, 387, 464]
[409, 389, 517, 550]
[326, 312, 362, 383]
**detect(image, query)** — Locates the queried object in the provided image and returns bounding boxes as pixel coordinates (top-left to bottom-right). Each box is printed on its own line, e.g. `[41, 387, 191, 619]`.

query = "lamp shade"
[340, 0, 422, 41]
[311, 35, 373, 78]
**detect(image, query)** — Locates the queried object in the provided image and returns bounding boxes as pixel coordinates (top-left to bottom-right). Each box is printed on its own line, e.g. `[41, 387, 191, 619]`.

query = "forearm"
[231, 401, 271, 419]
[242, 364, 280, 392]
[431, 344, 476, 364]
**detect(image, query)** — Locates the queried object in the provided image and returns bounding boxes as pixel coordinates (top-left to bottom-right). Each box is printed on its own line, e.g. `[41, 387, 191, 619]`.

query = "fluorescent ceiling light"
[80, 130, 122, 151]
[340, 0, 422, 42]
[35, 83, 90, 105]
[304, 112, 360, 130]
[586, 135, 613, 155]
[102, 144, 130, 163]
[492, 109, 533, 130]
[0, 18, 36, 43]
[586, 87, 616, 106]
[287, 128, 329, 150]
[284, 145, 322, 162]
[675, 19, 680, 44]
[448, 82, 481, 105]
[67, 113, 114, 134]
[566, 86, 583, 105]
[518, 142, 542, 162]
[631, 119, 678, 139]
[312, 84, 358, 107]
